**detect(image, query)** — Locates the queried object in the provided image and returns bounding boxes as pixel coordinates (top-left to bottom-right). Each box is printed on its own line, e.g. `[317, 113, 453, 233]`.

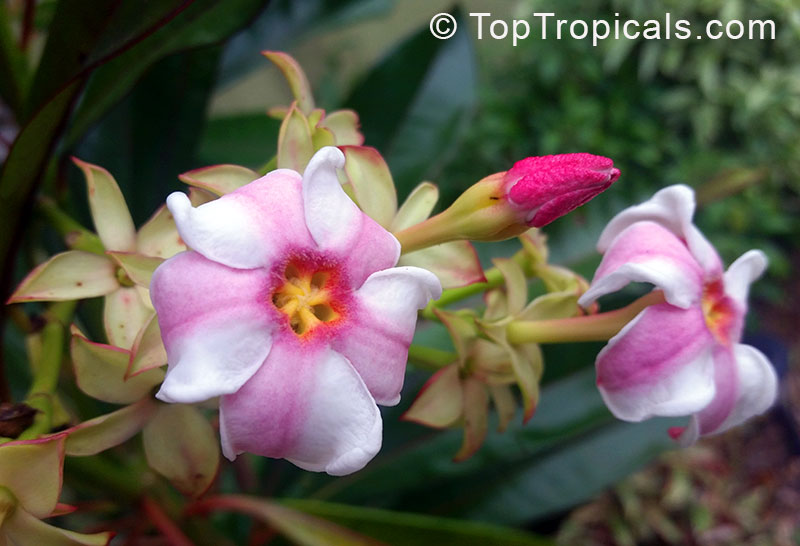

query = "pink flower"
[505, 153, 620, 227]
[150, 147, 441, 475]
[578, 185, 777, 445]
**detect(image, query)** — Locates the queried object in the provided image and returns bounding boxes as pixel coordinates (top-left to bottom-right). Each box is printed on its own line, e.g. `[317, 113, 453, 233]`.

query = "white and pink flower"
[578, 185, 778, 445]
[150, 147, 441, 475]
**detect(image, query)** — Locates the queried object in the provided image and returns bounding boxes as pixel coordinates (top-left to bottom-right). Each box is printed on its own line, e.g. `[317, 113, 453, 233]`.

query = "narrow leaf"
[0, 435, 64, 518]
[391, 182, 439, 232]
[340, 146, 398, 228]
[194, 495, 386, 546]
[399, 241, 484, 289]
[7, 251, 117, 303]
[263, 51, 315, 114]
[107, 252, 163, 288]
[65, 398, 158, 456]
[401, 364, 462, 428]
[277, 103, 314, 173]
[73, 158, 136, 252]
[179, 164, 259, 196]
[71, 331, 163, 404]
[128, 314, 167, 378]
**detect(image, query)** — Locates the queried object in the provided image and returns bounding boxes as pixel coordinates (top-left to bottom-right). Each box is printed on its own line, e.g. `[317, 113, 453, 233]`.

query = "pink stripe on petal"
[692, 343, 777, 438]
[168, 169, 312, 270]
[332, 267, 442, 405]
[580, 222, 704, 308]
[151, 251, 274, 403]
[220, 340, 382, 476]
[302, 147, 401, 287]
[597, 303, 716, 421]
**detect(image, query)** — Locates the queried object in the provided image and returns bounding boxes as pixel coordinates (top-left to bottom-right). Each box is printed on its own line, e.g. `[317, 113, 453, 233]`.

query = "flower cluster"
[3, 52, 777, 542]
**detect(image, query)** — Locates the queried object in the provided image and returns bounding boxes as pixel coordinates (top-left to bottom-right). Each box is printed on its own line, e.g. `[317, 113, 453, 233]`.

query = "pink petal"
[579, 221, 704, 308]
[167, 168, 313, 269]
[302, 147, 400, 287]
[150, 251, 274, 403]
[331, 267, 442, 405]
[596, 303, 717, 422]
[597, 185, 722, 276]
[677, 343, 777, 445]
[219, 340, 382, 476]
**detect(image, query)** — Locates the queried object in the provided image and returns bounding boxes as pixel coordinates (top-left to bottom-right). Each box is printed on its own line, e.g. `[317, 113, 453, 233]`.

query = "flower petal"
[597, 184, 721, 275]
[596, 303, 717, 422]
[579, 221, 704, 309]
[220, 341, 382, 476]
[331, 267, 441, 405]
[151, 251, 273, 403]
[302, 147, 401, 286]
[679, 344, 777, 445]
[723, 249, 768, 310]
[167, 168, 312, 269]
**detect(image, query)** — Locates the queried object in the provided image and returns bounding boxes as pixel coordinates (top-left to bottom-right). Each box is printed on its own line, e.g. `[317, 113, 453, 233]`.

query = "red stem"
[141, 497, 196, 546]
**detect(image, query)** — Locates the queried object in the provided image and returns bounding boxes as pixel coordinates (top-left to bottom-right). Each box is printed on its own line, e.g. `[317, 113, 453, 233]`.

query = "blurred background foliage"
[1, 0, 798, 543]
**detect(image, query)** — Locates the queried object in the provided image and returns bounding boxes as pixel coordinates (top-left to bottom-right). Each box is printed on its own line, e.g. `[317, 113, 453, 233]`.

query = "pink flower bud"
[505, 153, 620, 227]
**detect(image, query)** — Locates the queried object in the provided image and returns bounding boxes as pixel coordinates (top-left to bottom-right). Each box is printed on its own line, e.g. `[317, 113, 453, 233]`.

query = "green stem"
[394, 211, 456, 254]
[18, 301, 75, 438]
[36, 197, 105, 254]
[506, 291, 665, 344]
[407, 344, 456, 371]
[421, 251, 530, 320]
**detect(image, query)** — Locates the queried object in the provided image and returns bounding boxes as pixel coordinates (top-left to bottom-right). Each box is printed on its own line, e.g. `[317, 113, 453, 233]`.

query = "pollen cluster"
[272, 263, 340, 335]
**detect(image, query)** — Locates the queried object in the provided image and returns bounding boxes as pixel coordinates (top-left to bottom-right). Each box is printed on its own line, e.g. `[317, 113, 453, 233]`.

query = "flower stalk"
[506, 291, 665, 345]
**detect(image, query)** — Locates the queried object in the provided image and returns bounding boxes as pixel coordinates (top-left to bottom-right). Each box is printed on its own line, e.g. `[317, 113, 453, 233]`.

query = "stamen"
[272, 262, 340, 336]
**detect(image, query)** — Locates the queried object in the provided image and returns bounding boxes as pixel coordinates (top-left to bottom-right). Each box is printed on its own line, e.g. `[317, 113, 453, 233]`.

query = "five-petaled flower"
[150, 147, 441, 475]
[578, 185, 778, 445]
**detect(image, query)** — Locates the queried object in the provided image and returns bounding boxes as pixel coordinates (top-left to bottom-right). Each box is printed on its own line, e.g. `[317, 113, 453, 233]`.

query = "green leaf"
[0, 435, 64, 518]
[344, 9, 477, 195]
[7, 251, 118, 303]
[65, 398, 158, 457]
[71, 330, 163, 404]
[142, 404, 219, 497]
[283, 499, 554, 546]
[196, 495, 386, 546]
[66, 0, 269, 146]
[0, 2, 27, 117]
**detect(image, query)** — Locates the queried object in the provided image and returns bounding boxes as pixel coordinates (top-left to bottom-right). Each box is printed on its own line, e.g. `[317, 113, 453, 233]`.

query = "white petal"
[723, 249, 768, 308]
[712, 343, 778, 435]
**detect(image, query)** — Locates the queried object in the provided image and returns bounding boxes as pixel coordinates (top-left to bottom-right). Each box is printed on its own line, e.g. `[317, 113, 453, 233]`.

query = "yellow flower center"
[272, 263, 340, 336]
[701, 279, 736, 345]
